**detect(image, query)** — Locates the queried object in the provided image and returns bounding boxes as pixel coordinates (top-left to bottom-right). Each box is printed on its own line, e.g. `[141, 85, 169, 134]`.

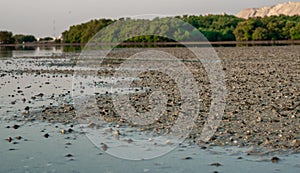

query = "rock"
[101, 143, 108, 151]
[12, 125, 20, 129]
[24, 106, 30, 111]
[44, 133, 50, 138]
[113, 130, 120, 140]
[65, 154, 73, 158]
[124, 138, 134, 143]
[6, 137, 12, 142]
[210, 162, 222, 167]
[15, 136, 22, 140]
[271, 156, 280, 163]
[67, 128, 73, 133]
[182, 156, 192, 160]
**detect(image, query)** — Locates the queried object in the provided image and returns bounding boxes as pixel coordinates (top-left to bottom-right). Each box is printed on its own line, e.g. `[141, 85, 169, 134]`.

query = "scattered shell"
[113, 130, 120, 140]
[292, 139, 300, 147]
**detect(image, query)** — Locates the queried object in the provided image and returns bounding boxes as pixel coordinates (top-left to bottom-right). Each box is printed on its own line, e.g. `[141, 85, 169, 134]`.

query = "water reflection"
[0, 46, 14, 58]
[0, 45, 83, 58]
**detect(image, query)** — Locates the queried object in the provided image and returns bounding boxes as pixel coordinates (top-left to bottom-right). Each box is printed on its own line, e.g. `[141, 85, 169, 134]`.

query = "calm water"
[0, 45, 83, 59]
[0, 46, 299, 173]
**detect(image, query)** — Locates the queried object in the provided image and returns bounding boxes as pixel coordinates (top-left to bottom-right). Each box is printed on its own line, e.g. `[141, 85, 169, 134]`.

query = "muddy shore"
[1, 45, 299, 153]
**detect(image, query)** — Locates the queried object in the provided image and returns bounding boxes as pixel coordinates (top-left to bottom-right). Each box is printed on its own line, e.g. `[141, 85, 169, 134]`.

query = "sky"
[1, 0, 299, 38]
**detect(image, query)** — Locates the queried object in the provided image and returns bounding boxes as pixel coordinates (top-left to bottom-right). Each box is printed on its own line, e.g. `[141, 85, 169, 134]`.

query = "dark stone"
[67, 128, 73, 133]
[24, 106, 30, 111]
[15, 136, 22, 140]
[12, 125, 20, 129]
[271, 156, 280, 163]
[210, 162, 222, 167]
[44, 133, 50, 138]
[183, 156, 193, 160]
[65, 153, 73, 158]
[6, 137, 12, 142]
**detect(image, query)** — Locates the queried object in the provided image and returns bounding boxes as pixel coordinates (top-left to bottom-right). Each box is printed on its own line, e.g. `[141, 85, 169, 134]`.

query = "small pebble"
[271, 156, 280, 163]
[101, 143, 108, 151]
[24, 106, 30, 111]
[15, 136, 22, 140]
[65, 154, 73, 158]
[67, 128, 73, 133]
[12, 125, 20, 129]
[6, 137, 12, 142]
[183, 156, 192, 160]
[113, 130, 120, 140]
[292, 139, 300, 147]
[210, 162, 222, 167]
[44, 133, 50, 138]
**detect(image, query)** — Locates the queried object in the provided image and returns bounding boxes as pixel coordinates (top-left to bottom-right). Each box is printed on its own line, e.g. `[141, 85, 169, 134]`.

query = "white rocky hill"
[236, 2, 300, 19]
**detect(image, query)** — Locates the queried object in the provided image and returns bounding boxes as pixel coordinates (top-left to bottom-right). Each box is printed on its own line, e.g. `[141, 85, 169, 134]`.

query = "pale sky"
[0, 0, 298, 38]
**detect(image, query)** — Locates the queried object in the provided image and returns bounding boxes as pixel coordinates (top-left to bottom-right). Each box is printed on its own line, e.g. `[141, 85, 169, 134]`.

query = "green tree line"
[0, 32, 37, 44]
[61, 14, 300, 43]
[2, 14, 299, 44]
[234, 15, 300, 41]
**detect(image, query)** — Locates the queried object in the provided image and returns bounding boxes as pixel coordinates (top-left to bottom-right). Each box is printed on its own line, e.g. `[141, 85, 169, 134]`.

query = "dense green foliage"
[0, 31, 14, 44]
[234, 15, 300, 41]
[62, 19, 114, 43]
[2, 15, 300, 45]
[0, 32, 38, 44]
[14, 34, 37, 43]
[61, 14, 300, 43]
[62, 15, 242, 43]
[179, 14, 244, 41]
[39, 37, 54, 41]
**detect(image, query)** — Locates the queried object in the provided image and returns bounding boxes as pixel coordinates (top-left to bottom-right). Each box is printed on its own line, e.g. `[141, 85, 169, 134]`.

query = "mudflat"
[1, 45, 299, 153]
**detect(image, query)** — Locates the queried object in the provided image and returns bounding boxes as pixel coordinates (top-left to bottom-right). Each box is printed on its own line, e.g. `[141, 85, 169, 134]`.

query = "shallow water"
[1, 122, 300, 173]
[0, 46, 299, 173]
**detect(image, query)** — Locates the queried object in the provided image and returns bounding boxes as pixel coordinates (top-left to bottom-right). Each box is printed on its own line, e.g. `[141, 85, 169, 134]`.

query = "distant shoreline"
[1, 40, 300, 47]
